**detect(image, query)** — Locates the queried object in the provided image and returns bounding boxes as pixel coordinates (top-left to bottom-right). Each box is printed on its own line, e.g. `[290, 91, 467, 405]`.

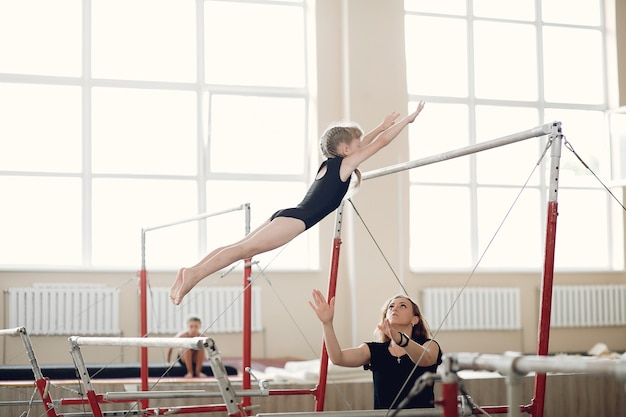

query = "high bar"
[69, 336, 209, 350]
[0, 327, 25, 336]
[362, 122, 558, 181]
[142, 204, 247, 233]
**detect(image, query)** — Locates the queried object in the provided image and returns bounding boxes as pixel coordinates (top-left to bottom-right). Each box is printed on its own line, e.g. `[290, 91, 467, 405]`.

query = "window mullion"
[83, 0, 93, 267]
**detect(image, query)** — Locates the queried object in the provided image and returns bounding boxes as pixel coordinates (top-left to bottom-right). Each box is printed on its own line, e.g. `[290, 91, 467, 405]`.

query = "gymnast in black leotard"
[270, 156, 350, 230]
[170, 102, 426, 305]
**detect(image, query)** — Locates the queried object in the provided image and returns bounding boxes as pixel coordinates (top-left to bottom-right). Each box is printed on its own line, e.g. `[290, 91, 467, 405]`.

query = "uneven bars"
[142, 204, 246, 233]
[362, 122, 557, 181]
[69, 336, 208, 350]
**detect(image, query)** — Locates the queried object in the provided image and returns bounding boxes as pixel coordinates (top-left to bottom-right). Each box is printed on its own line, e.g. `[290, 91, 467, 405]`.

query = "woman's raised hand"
[377, 318, 399, 343]
[309, 289, 335, 324]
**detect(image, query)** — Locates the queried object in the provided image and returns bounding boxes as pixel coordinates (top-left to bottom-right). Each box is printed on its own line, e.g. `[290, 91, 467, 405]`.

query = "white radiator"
[422, 287, 521, 331]
[148, 286, 263, 334]
[551, 284, 626, 327]
[8, 284, 120, 335]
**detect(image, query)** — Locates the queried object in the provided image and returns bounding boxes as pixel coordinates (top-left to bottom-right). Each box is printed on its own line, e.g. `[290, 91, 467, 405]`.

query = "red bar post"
[138, 268, 149, 410]
[242, 257, 253, 414]
[531, 124, 562, 417]
[35, 378, 61, 417]
[315, 236, 342, 411]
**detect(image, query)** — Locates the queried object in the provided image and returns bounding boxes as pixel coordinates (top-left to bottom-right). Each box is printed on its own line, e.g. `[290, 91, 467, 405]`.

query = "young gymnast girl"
[170, 101, 425, 305]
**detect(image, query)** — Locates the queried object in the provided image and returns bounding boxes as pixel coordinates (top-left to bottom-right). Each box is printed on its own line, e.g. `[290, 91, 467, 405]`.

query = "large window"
[0, 0, 314, 270]
[404, 0, 620, 270]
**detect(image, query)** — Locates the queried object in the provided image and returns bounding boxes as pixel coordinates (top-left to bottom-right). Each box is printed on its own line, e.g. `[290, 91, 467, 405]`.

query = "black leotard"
[271, 156, 350, 230]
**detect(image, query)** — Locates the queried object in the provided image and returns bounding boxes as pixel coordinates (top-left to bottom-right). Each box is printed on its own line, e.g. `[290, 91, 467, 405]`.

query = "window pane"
[205, 1, 305, 87]
[92, 179, 198, 268]
[477, 187, 541, 268]
[0, 177, 82, 266]
[475, 105, 541, 185]
[474, 21, 538, 101]
[405, 16, 468, 97]
[473, 0, 535, 21]
[543, 27, 604, 104]
[210, 95, 306, 175]
[608, 111, 626, 183]
[542, 0, 601, 26]
[0, 0, 81, 76]
[554, 189, 609, 268]
[409, 102, 470, 184]
[92, 0, 196, 82]
[0, 83, 82, 173]
[404, 0, 466, 15]
[544, 108, 606, 186]
[410, 185, 472, 269]
[92, 88, 197, 175]
[206, 180, 318, 270]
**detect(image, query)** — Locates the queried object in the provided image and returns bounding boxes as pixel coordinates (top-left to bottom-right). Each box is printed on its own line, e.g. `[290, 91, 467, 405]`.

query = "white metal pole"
[68, 336, 209, 350]
[362, 123, 556, 181]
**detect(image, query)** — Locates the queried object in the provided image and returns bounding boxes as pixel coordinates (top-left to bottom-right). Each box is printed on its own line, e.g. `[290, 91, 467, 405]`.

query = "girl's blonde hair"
[319, 124, 364, 195]
[374, 294, 432, 342]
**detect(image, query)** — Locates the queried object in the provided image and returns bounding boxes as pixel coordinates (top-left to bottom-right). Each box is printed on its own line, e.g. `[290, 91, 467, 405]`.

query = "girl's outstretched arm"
[361, 111, 401, 146]
[341, 101, 425, 178]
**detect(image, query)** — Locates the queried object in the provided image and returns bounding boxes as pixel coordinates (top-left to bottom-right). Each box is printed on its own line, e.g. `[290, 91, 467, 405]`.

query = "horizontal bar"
[104, 389, 267, 401]
[362, 122, 556, 181]
[59, 404, 229, 416]
[515, 355, 626, 377]
[0, 400, 44, 406]
[268, 388, 317, 396]
[256, 410, 442, 417]
[142, 204, 245, 233]
[0, 327, 25, 336]
[69, 336, 209, 350]
[61, 411, 142, 417]
[452, 352, 626, 379]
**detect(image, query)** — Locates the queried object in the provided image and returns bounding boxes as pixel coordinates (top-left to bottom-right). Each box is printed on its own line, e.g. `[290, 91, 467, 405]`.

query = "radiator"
[8, 284, 120, 336]
[422, 287, 521, 331]
[551, 284, 626, 327]
[148, 286, 263, 334]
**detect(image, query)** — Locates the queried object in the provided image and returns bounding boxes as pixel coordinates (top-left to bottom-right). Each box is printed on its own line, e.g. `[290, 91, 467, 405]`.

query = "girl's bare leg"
[193, 350, 205, 377]
[169, 219, 272, 302]
[171, 217, 305, 305]
[180, 350, 194, 378]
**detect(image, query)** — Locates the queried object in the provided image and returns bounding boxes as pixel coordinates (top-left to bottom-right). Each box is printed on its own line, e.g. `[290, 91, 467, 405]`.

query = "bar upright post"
[531, 122, 563, 417]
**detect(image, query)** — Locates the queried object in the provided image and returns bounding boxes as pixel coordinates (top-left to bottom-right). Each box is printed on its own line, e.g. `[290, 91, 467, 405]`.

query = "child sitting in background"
[166, 315, 207, 378]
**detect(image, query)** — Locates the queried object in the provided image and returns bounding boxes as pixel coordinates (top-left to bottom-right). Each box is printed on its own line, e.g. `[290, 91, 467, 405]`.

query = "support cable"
[563, 137, 626, 212]
[346, 198, 408, 296]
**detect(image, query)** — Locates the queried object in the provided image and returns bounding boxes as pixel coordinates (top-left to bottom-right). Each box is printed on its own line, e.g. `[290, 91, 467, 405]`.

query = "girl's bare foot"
[169, 268, 184, 303]
[173, 268, 201, 305]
